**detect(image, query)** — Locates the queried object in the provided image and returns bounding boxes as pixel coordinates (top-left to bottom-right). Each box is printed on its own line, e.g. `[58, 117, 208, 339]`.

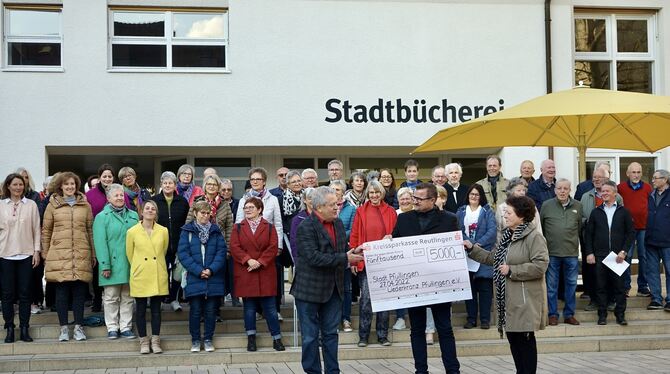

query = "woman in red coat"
[349, 180, 398, 347]
[229, 197, 285, 352]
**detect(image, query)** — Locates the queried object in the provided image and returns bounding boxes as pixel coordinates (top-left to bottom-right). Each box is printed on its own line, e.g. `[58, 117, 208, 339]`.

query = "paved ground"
[9, 349, 670, 373]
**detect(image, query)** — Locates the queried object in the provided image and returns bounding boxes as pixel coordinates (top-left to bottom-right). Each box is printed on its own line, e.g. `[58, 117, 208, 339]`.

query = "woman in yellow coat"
[126, 200, 169, 354]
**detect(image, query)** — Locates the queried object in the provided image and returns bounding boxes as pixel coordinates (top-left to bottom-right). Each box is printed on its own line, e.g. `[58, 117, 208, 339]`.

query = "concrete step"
[3, 333, 670, 372]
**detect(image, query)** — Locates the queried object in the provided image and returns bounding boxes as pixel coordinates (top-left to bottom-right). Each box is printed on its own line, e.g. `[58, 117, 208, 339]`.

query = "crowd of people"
[0, 156, 668, 374]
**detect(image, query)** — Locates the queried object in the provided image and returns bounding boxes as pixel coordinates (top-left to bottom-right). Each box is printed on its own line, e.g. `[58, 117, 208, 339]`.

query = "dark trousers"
[54, 280, 87, 326]
[44, 282, 56, 308]
[595, 260, 626, 318]
[1, 257, 33, 328]
[31, 262, 45, 305]
[465, 276, 493, 325]
[581, 249, 596, 299]
[506, 331, 537, 374]
[136, 296, 162, 337]
[91, 264, 103, 309]
[407, 302, 460, 374]
[165, 250, 182, 303]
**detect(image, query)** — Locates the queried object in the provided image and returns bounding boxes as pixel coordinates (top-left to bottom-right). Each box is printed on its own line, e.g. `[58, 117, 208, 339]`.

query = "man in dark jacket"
[645, 169, 670, 310]
[584, 181, 635, 326]
[527, 159, 556, 212]
[444, 163, 468, 214]
[391, 183, 461, 374]
[151, 171, 190, 311]
[290, 186, 363, 374]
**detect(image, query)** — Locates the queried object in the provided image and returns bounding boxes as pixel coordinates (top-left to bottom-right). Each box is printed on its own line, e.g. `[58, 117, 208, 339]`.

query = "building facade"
[1, 0, 668, 195]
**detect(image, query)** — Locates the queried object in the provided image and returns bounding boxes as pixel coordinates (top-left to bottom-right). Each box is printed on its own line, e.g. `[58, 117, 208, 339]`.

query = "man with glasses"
[431, 165, 447, 187]
[269, 167, 289, 200]
[327, 160, 344, 182]
[390, 183, 461, 374]
[645, 170, 670, 311]
[301, 168, 319, 189]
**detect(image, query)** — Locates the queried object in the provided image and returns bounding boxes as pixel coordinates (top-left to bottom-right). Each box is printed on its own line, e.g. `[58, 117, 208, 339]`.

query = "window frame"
[2, 5, 64, 72]
[107, 8, 229, 73]
[573, 11, 658, 93]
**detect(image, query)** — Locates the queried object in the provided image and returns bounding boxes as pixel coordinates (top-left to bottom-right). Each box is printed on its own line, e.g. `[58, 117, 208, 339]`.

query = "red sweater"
[617, 180, 652, 229]
[349, 201, 397, 271]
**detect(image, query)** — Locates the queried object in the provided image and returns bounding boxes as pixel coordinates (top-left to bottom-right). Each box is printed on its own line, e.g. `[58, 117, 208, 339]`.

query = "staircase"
[1, 290, 669, 371]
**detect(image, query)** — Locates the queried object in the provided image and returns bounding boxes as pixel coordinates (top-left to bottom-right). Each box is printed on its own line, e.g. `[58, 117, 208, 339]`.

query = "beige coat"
[469, 223, 548, 332]
[41, 193, 95, 283]
[476, 174, 510, 211]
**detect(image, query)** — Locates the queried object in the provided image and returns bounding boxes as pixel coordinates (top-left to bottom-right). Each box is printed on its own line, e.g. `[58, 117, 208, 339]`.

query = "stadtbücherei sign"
[363, 231, 472, 313]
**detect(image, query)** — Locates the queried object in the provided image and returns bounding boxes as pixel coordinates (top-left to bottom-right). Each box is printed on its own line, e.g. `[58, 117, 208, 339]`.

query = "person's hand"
[463, 240, 473, 249]
[276, 249, 282, 257]
[201, 268, 212, 279]
[32, 252, 40, 268]
[350, 266, 358, 275]
[586, 254, 596, 265]
[347, 248, 364, 265]
[382, 235, 392, 240]
[247, 259, 261, 272]
[616, 251, 626, 264]
[102, 270, 111, 278]
[498, 264, 510, 276]
[91, 257, 97, 268]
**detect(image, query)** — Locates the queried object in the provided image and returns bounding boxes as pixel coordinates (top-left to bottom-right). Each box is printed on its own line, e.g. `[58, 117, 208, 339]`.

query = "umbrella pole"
[578, 146, 587, 182]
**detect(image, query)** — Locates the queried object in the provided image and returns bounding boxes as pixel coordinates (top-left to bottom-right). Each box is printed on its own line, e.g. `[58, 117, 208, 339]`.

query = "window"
[3, 5, 62, 69]
[194, 158, 251, 199]
[283, 158, 335, 182]
[109, 8, 228, 71]
[349, 157, 439, 185]
[574, 11, 656, 93]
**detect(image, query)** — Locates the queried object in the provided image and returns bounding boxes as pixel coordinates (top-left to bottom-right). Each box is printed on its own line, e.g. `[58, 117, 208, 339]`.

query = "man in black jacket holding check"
[584, 180, 635, 326]
[391, 183, 461, 374]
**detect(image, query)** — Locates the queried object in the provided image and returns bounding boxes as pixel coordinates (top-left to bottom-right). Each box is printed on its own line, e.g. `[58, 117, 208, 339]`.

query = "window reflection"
[9, 43, 61, 66]
[575, 19, 606, 52]
[112, 45, 166, 67]
[617, 20, 648, 53]
[8, 9, 60, 36]
[173, 14, 225, 38]
[617, 62, 652, 93]
[114, 12, 165, 37]
[172, 45, 225, 67]
[575, 61, 611, 89]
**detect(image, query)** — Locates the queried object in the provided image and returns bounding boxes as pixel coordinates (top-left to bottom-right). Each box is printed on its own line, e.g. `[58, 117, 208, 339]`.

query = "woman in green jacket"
[93, 184, 139, 340]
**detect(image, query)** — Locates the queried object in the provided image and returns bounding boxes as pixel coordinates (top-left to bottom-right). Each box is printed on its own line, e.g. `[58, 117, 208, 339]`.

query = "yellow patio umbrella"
[413, 86, 670, 180]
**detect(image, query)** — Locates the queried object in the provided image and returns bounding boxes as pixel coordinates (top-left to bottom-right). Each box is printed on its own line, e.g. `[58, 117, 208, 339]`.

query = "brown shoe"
[564, 317, 580, 325]
[548, 316, 558, 326]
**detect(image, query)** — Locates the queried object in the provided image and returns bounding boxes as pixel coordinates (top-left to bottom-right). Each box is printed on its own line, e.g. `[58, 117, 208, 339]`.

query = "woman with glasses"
[118, 167, 151, 214]
[457, 184, 496, 330]
[350, 180, 397, 347]
[496, 177, 542, 242]
[380, 168, 399, 209]
[176, 164, 204, 206]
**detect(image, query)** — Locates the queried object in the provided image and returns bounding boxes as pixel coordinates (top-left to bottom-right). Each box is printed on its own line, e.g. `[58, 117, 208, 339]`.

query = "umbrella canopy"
[414, 87, 670, 180]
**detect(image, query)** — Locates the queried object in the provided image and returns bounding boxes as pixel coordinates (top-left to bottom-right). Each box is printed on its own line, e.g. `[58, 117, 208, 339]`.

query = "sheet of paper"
[602, 251, 630, 277]
[363, 231, 472, 312]
[467, 256, 480, 272]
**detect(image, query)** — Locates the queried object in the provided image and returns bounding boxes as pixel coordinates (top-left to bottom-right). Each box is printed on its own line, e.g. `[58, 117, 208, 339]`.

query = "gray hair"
[555, 178, 571, 187]
[396, 187, 412, 199]
[177, 164, 195, 179]
[287, 170, 302, 181]
[299, 187, 317, 210]
[602, 180, 617, 191]
[367, 170, 380, 183]
[328, 159, 343, 169]
[202, 174, 222, 188]
[505, 177, 528, 197]
[431, 165, 445, 175]
[118, 166, 136, 180]
[106, 183, 125, 198]
[311, 186, 336, 209]
[365, 180, 386, 199]
[444, 163, 462, 175]
[15, 167, 35, 190]
[220, 178, 233, 187]
[329, 179, 347, 190]
[301, 168, 317, 178]
[593, 161, 611, 172]
[160, 171, 177, 184]
[655, 169, 670, 185]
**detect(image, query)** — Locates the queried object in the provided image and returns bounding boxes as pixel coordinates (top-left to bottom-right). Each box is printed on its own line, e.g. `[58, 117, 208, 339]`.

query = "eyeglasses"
[289, 180, 302, 184]
[328, 168, 342, 172]
[205, 183, 218, 187]
[221, 188, 232, 192]
[412, 195, 432, 202]
[181, 172, 193, 176]
[250, 178, 264, 182]
[243, 206, 257, 210]
[652, 176, 666, 180]
[277, 173, 287, 177]
[380, 175, 392, 179]
[469, 193, 480, 197]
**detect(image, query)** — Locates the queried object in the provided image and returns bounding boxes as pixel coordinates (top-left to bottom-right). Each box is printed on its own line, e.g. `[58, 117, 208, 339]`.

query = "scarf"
[193, 221, 211, 244]
[177, 182, 195, 202]
[345, 190, 365, 208]
[245, 188, 267, 200]
[282, 190, 301, 217]
[124, 185, 139, 199]
[247, 217, 262, 234]
[404, 180, 420, 191]
[111, 205, 127, 215]
[204, 195, 222, 224]
[493, 221, 529, 338]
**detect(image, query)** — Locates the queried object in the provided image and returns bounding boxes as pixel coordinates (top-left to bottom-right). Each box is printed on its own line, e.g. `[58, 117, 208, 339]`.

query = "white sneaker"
[59, 326, 69, 342]
[31, 304, 41, 314]
[343, 320, 353, 332]
[277, 312, 283, 322]
[73, 325, 86, 341]
[392, 318, 406, 330]
[204, 340, 215, 352]
[171, 300, 182, 312]
[191, 341, 201, 353]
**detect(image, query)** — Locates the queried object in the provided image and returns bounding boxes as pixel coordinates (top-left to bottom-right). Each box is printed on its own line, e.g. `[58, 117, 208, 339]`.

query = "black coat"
[151, 192, 190, 256]
[584, 204, 634, 258]
[445, 184, 469, 214]
[289, 214, 348, 304]
[392, 207, 459, 237]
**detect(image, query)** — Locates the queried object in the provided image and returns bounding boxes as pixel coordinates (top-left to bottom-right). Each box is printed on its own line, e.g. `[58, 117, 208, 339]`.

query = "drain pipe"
[545, 0, 554, 160]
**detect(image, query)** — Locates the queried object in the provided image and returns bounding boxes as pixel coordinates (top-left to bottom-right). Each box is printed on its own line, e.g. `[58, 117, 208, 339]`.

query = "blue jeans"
[546, 256, 579, 318]
[624, 230, 648, 291]
[407, 303, 460, 374]
[645, 244, 670, 305]
[295, 289, 342, 374]
[465, 276, 493, 325]
[342, 269, 352, 322]
[188, 295, 221, 342]
[243, 296, 282, 339]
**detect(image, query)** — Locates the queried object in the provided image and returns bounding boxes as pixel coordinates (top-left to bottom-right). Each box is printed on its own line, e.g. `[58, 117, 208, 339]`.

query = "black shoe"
[664, 303, 670, 312]
[273, 339, 285, 351]
[597, 316, 607, 325]
[616, 317, 628, 326]
[247, 335, 257, 352]
[480, 322, 490, 329]
[463, 321, 476, 329]
[4, 328, 14, 343]
[648, 301, 664, 310]
[378, 337, 391, 346]
[20, 326, 32, 342]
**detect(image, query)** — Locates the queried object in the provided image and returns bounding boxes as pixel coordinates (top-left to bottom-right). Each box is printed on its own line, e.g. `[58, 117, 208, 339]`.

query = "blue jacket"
[646, 190, 670, 248]
[457, 205, 496, 278]
[177, 222, 227, 299]
[339, 200, 356, 240]
[527, 178, 556, 212]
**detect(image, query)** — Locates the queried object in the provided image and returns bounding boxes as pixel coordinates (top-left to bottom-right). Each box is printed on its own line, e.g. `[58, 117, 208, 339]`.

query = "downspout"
[545, 0, 554, 160]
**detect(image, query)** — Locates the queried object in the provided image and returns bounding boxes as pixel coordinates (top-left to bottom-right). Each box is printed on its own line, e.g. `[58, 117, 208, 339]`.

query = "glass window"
[574, 18, 607, 52]
[109, 9, 228, 71]
[4, 7, 62, 68]
[574, 61, 611, 89]
[619, 157, 656, 184]
[194, 158, 251, 199]
[617, 61, 652, 93]
[617, 19, 648, 53]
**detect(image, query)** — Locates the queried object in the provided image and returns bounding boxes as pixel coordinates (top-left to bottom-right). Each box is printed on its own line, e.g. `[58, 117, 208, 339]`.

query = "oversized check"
[363, 231, 471, 312]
